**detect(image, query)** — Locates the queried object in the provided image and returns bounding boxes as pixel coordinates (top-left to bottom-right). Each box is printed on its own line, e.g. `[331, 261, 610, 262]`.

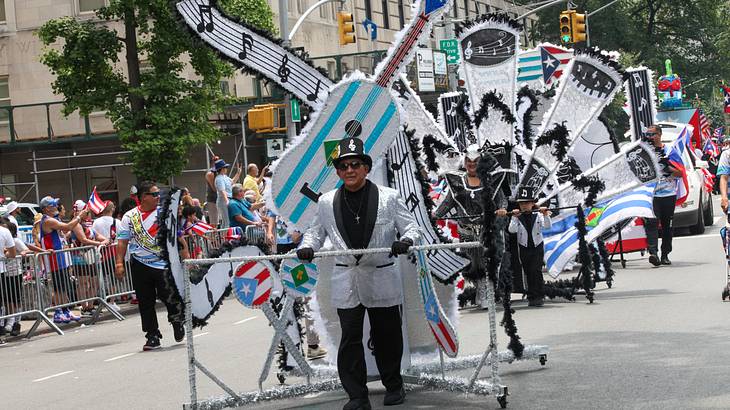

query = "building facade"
[0, 0, 537, 208]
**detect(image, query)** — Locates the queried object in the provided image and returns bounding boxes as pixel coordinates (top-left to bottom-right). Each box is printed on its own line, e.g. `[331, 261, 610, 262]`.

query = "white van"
[656, 122, 713, 234]
[0, 202, 40, 244]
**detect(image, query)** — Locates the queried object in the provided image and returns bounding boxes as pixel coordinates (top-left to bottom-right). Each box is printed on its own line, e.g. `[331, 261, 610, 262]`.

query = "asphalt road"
[2, 209, 730, 410]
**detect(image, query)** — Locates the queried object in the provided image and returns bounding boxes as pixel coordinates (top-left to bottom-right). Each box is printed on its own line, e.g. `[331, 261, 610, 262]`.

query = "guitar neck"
[374, 13, 430, 88]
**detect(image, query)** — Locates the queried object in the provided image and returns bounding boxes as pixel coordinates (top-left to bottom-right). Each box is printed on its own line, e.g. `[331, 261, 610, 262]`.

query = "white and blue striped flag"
[543, 183, 656, 277]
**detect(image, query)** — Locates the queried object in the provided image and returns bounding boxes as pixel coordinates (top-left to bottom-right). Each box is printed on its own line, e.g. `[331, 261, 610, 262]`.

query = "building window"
[319, 4, 328, 19]
[331, 3, 337, 20]
[381, 0, 390, 29]
[397, 0, 404, 28]
[0, 77, 10, 122]
[0, 2, 6, 24]
[79, 0, 107, 14]
[463, 0, 469, 17]
[220, 80, 231, 96]
[297, 0, 307, 14]
[365, 0, 372, 20]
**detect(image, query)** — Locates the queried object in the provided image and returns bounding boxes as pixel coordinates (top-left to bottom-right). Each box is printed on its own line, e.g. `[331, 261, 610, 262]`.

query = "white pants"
[216, 197, 229, 228]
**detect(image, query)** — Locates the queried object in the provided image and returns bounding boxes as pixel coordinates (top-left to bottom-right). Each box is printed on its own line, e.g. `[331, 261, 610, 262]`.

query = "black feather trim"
[574, 206, 595, 303]
[591, 243, 602, 284]
[571, 175, 606, 208]
[543, 277, 577, 301]
[455, 92, 474, 131]
[458, 286, 477, 308]
[535, 122, 571, 163]
[597, 115, 621, 153]
[516, 86, 538, 149]
[456, 13, 523, 37]
[474, 91, 517, 130]
[556, 157, 582, 185]
[596, 238, 615, 286]
[422, 134, 454, 173]
[271, 294, 306, 372]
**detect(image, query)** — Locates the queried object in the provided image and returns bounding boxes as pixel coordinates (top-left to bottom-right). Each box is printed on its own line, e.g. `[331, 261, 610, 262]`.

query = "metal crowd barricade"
[97, 242, 135, 308]
[38, 245, 124, 328]
[184, 228, 246, 260]
[0, 253, 62, 337]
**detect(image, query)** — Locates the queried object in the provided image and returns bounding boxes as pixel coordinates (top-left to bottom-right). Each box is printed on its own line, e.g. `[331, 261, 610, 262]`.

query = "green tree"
[38, 0, 277, 182]
[220, 0, 278, 35]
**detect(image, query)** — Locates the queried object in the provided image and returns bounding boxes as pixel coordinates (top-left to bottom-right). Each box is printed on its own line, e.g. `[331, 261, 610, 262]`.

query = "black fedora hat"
[332, 137, 372, 169]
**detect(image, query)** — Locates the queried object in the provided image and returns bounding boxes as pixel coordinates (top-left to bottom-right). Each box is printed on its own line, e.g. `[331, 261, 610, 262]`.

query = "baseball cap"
[40, 196, 60, 209]
[73, 200, 86, 211]
[5, 201, 18, 214]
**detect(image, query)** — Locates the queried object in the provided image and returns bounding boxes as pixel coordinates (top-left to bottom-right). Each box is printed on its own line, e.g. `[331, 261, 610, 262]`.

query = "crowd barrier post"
[0, 253, 63, 338]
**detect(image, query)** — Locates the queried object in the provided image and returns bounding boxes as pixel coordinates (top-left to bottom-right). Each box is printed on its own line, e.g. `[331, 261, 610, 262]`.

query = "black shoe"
[383, 387, 406, 406]
[143, 334, 161, 351]
[10, 323, 20, 337]
[173, 322, 185, 342]
[648, 254, 661, 266]
[0, 326, 5, 336]
[343, 398, 371, 410]
[661, 255, 671, 265]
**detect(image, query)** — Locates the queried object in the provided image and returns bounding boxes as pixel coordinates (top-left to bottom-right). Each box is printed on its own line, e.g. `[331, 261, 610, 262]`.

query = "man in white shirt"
[0, 218, 18, 337]
[3, 201, 19, 229]
[92, 201, 117, 241]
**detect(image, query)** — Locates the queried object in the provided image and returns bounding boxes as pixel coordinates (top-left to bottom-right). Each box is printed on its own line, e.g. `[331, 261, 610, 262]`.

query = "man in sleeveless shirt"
[115, 181, 184, 351]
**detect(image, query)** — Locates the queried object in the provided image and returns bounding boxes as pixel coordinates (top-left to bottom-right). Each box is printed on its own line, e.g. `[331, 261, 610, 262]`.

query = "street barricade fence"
[185, 227, 246, 260]
[0, 242, 132, 338]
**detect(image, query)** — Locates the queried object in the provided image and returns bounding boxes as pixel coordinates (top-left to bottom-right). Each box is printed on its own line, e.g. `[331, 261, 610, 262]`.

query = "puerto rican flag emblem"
[232, 260, 274, 308]
[418, 266, 459, 358]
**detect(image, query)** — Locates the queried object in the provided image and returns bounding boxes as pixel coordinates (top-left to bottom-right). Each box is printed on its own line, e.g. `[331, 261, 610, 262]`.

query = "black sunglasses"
[336, 161, 364, 171]
[144, 191, 161, 197]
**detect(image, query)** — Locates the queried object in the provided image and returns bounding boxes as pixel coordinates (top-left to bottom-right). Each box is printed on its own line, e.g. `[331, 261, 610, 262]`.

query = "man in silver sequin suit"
[297, 137, 420, 410]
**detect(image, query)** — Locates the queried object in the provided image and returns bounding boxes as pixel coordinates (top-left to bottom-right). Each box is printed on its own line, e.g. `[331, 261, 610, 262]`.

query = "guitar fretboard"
[374, 13, 430, 88]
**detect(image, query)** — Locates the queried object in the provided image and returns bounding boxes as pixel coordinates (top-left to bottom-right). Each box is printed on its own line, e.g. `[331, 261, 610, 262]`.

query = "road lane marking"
[193, 332, 210, 339]
[674, 233, 719, 240]
[234, 317, 257, 325]
[84, 349, 95, 352]
[104, 353, 136, 362]
[33, 371, 74, 382]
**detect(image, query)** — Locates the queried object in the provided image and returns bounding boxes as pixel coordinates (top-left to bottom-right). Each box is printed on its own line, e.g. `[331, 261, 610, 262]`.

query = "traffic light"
[572, 12, 587, 43]
[337, 12, 355, 45]
[559, 10, 574, 44]
[248, 104, 287, 134]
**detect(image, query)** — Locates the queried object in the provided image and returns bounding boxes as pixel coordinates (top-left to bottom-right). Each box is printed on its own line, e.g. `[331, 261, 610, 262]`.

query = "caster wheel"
[539, 354, 547, 366]
[497, 395, 508, 408]
[276, 373, 286, 384]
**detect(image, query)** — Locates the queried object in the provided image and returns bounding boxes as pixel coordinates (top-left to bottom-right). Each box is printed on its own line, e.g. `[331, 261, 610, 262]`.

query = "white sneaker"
[307, 346, 327, 360]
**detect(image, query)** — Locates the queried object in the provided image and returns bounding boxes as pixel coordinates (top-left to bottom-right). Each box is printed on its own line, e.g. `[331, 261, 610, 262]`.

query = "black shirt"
[341, 181, 370, 249]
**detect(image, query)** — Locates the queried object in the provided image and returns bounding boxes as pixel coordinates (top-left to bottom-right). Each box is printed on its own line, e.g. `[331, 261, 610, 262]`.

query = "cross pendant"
[355, 216, 360, 224]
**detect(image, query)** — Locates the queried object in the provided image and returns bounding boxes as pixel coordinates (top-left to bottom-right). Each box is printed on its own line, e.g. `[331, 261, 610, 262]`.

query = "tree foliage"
[527, 0, 730, 125]
[38, 0, 277, 182]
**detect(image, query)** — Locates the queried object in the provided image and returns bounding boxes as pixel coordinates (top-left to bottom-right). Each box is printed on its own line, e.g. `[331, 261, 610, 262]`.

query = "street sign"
[439, 39, 460, 65]
[416, 48, 435, 92]
[291, 98, 301, 123]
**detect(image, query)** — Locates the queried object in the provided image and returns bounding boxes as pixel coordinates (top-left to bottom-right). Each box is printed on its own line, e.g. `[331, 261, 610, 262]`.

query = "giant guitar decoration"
[270, 0, 453, 227]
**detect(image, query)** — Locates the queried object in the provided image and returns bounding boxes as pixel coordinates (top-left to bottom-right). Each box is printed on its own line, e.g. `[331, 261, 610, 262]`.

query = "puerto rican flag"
[232, 261, 273, 308]
[87, 186, 107, 215]
[666, 126, 692, 206]
[722, 85, 730, 114]
[715, 127, 725, 140]
[703, 138, 720, 158]
[700, 168, 714, 193]
[517, 44, 573, 86]
[188, 221, 213, 236]
[225, 227, 242, 241]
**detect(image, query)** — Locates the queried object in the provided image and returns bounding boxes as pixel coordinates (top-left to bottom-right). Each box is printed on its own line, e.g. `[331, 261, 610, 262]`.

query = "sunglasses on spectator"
[336, 161, 364, 171]
[144, 191, 161, 197]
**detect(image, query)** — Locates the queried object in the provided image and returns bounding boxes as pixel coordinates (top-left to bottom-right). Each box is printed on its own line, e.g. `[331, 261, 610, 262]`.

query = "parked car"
[656, 122, 713, 235]
[0, 202, 41, 244]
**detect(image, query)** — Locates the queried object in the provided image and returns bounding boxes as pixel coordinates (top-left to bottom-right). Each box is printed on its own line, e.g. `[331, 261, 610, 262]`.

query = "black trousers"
[518, 244, 545, 301]
[336, 304, 403, 400]
[130, 257, 181, 335]
[644, 195, 676, 256]
[508, 233, 527, 294]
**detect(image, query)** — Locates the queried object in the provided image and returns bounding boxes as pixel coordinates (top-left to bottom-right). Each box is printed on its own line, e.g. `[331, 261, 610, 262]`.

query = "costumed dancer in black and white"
[296, 137, 420, 410]
[508, 187, 551, 307]
[434, 144, 496, 309]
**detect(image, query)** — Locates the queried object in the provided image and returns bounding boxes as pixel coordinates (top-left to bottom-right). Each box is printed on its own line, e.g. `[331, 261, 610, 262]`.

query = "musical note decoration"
[238, 33, 254, 60]
[196, 4, 214, 32]
[277, 54, 291, 83]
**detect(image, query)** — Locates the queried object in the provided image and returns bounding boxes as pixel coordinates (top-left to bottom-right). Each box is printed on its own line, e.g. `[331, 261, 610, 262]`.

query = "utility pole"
[279, 0, 297, 143]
